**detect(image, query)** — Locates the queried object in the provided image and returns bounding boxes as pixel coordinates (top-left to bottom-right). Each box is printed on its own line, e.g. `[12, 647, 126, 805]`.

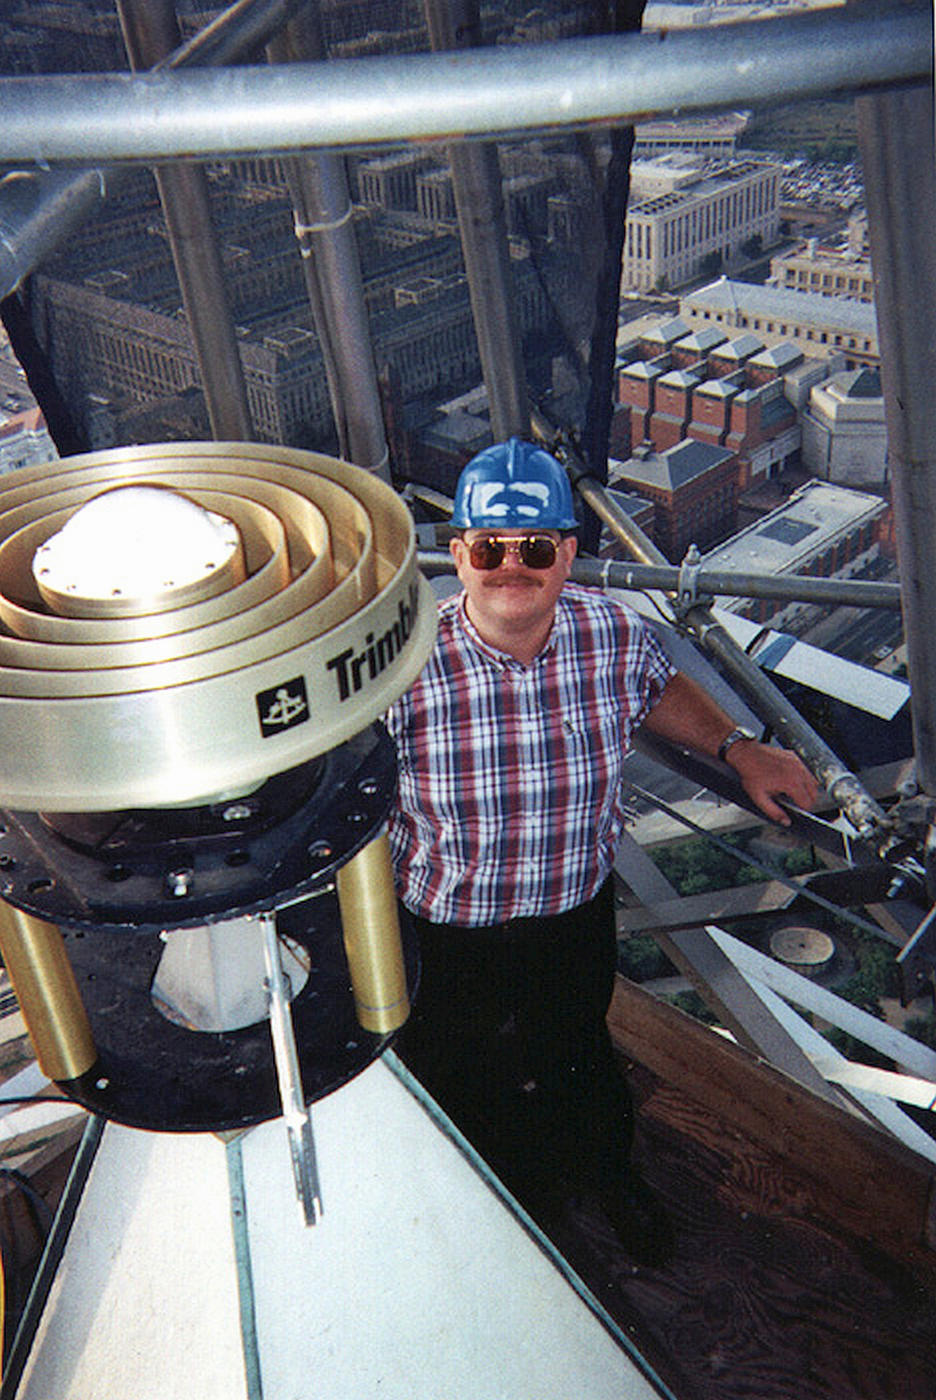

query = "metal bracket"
[897, 902, 936, 1004]
[675, 544, 712, 620]
[260, 910, 323, 1226]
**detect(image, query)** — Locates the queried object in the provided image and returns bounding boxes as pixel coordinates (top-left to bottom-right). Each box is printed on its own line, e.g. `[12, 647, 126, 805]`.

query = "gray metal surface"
[0, 2, 928, 163]
[857, 83, 936, 795]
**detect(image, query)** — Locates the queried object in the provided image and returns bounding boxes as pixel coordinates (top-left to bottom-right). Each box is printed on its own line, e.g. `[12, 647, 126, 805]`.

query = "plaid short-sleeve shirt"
[384, 583, 675, 927]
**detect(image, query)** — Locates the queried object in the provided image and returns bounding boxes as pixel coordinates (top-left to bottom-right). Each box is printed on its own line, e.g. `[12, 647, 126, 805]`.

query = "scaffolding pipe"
[417, 550, 903, 612]
[270, 11, 390, 476]
[0, 0, 307, 299]
[529, 414, 896, 851]
[117, 0, 254, 442]
[857, 84, 936, 794]
[423, 0, 530, 442]
[0, 2, 927, 164]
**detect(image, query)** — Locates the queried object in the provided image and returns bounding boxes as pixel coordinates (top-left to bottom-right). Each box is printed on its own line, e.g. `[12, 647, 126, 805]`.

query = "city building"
[680, 277, 879, 367]
[769, 237, 874, 303]
[633, 113, 748, 159]
[616, 317, 808, 495]
[801, 366, 888, 487]
[621, 156, 781, 293]
[597, 484, 655, 559]
[702, 479, 890, 631]
[0, 407, 57, 474]
[608, 438, 738, 560]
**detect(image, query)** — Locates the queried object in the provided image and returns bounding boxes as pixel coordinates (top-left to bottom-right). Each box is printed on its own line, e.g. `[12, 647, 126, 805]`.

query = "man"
[385, 438, 818, 1266]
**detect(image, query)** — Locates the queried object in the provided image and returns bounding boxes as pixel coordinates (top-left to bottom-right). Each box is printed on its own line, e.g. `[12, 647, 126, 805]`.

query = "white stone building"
[801, 367, 888, 487]
[0, 407, 57, 475]
[621, 155, 780, 293]
[702, 479, 888, 632]
[680, 278, 879, 368]
[769, 238, 874, 303]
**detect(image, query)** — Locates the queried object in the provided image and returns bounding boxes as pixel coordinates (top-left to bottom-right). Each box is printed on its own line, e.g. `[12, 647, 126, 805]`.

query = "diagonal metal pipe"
[0, 1, 927, 164]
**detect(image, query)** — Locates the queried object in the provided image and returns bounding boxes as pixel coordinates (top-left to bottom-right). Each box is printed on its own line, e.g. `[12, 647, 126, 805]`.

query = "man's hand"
[722, 738, 819, 826]
[642, 671, 820, 826]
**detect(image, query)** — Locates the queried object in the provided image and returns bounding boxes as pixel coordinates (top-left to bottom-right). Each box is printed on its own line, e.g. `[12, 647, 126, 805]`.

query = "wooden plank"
[608, 976, 936, 1270]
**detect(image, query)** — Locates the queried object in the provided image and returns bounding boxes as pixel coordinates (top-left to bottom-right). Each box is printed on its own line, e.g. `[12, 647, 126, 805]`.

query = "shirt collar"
[454, 590, 568, 669]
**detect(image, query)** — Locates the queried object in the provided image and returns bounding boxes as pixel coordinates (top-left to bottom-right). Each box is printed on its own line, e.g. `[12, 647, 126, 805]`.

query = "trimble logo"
[325, 582, 419, 702]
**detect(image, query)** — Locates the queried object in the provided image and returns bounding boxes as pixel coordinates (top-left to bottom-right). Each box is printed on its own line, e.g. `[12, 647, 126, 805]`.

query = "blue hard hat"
[451, 438, 578, 531]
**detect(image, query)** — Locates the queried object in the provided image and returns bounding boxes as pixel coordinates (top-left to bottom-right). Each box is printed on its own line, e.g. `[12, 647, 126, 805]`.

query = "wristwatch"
[717, 725, 758, 763]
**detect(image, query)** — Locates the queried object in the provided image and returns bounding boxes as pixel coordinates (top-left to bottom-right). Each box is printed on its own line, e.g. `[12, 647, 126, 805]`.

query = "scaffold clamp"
[675, 544, 712, 619]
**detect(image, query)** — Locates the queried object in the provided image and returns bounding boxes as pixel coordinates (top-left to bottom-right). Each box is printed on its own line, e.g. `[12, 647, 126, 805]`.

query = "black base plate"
[56, 893, 418, 1132]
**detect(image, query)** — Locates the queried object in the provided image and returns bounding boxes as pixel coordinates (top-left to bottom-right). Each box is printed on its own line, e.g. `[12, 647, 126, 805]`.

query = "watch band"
[717, 725, 757, 763]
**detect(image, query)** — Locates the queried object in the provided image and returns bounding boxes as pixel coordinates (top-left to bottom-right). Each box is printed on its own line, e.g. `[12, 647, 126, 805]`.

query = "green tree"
[668, 989, 719, 1026]
[618, 933, 675, 983]
[652, 835, 761, 896]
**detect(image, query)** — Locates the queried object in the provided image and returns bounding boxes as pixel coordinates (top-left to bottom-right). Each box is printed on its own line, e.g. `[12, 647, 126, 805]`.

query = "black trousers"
[397, 878, 634, 1209]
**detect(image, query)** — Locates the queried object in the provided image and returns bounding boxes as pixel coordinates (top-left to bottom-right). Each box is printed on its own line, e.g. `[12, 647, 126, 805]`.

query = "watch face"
[719, 726, 757, 761]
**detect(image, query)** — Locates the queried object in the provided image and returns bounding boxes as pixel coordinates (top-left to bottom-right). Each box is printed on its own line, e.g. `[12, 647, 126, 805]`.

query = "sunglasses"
[466, 534, 559, 571]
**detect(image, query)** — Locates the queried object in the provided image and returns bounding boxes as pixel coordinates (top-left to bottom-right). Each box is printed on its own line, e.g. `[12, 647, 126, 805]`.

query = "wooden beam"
[608, 977, 936, 1271]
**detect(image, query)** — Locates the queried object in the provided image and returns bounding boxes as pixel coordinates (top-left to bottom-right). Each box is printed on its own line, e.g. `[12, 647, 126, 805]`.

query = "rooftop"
[702, 480, 887, 576]
[622, 438, 735, 490]
[683, 278, 879, 336]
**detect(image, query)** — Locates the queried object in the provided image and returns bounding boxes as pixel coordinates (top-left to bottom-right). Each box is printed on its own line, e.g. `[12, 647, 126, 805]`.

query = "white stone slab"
[15, 1058, 665, 1399]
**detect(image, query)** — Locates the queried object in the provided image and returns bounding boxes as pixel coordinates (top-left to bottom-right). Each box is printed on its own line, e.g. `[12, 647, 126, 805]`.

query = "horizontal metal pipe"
[0, 1, 928, 163]
[417, 550, 903, 611]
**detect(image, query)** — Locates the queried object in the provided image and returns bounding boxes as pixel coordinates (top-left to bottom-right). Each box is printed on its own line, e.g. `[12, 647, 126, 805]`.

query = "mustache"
[482, 574, 541, 586]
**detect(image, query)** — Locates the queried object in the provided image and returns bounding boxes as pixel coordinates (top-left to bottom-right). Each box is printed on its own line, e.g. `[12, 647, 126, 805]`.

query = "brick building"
[617, 319, 803, 497]
[608, 439, 738, 561]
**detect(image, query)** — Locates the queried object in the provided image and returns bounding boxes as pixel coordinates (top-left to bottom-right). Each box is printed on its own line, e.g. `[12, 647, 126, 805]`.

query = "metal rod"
[0, 905, 96, 1083]
[271, 10, 390, 476]
[417, 549, 903, 612]
[116, 0, 254, 442]
[0, 2, 928, 164]
[335, 832, 410, 1034]
[423, 0, 531, 442]
[158, 0, 305, 72]
[0, 169, 107, 301]
[857, 83, 936, 793]
[259, 910, 322, 1226]
[0, 1115, 105, 1400]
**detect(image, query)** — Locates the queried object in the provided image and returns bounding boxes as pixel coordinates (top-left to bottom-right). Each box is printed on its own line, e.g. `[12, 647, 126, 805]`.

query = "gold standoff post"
[0, 904, 96, 1081]
[336, 833, 410, 1034]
